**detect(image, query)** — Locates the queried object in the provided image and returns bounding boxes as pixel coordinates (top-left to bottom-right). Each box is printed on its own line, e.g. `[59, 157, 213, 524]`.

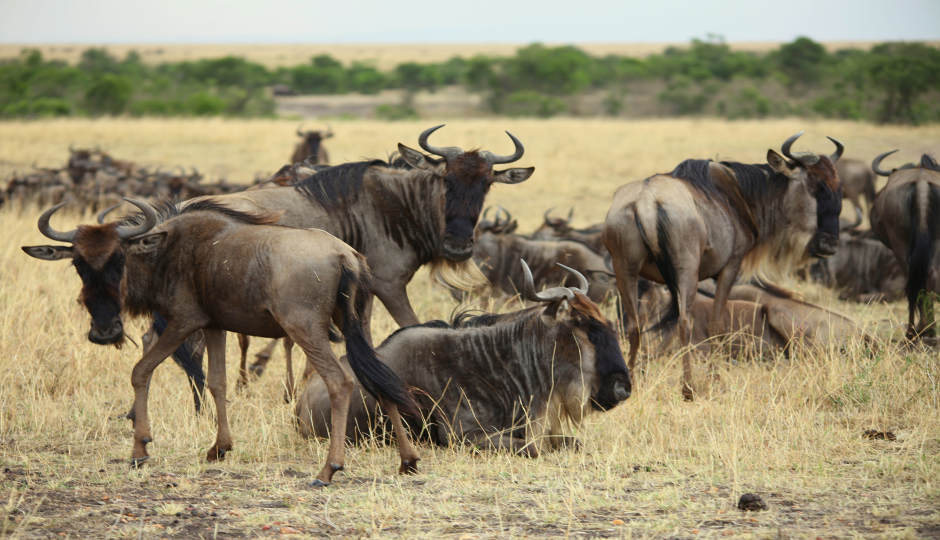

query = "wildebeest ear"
[128, 231, 167, 253]
[493, 167, 534, 185]
[397, 144, 432, 170]
[21, 245, 74, 261]
[766, 150, 792, 175]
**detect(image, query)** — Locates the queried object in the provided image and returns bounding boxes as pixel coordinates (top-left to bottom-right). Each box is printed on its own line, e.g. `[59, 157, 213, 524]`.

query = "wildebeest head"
[397, 125, 534, 260]
[21, 199, 159, 346]
[765, 132, 844, 258]
[520, 260, 631, 411]
[297, 124, 333, 149]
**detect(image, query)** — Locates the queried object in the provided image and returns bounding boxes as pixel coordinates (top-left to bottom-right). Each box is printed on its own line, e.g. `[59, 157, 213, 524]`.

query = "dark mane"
[719, 161, 787, 203]
[921, 154, 940, 173]
[293, 159, 385, 211]
[119, 199, 279, 227]
[380, 319, 451, 345]
[667, 159, 721, 200]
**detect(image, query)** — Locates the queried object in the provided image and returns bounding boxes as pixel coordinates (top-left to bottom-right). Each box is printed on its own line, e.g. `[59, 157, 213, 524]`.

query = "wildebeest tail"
[338, 259, 419, 415]
[636, 203, 681, 331]
[151, 312, 206, 391]
[905, 183, 940, 320]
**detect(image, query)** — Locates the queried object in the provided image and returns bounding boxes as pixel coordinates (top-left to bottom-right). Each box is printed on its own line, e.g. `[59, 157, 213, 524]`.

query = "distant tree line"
[1, 37, 938, 124]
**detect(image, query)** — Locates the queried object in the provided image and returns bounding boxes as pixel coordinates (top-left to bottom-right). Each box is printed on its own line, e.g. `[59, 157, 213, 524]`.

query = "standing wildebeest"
[22, 199, 418, 486]
[297, 261, 631, 455]
[531, 207, 606, 254]
[870, 151, 940, 341]
[291, 125, 333, 165]
[603, 132, 844, 399]
[835, 158, 877, 228]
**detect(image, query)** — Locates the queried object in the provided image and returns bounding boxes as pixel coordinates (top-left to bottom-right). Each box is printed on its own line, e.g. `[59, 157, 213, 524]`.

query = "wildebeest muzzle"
[592, 372, 632, 411]
[88, 316, 124, 345]
[807, 231, 839, 258]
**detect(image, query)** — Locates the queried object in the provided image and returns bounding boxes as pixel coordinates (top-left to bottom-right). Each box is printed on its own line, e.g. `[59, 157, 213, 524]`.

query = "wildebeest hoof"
[206, 447, 229, 462]
[681, 386, 694, 402]
[141, 437, 152, 444]
[249, 362, 267, 376]
[130, 456, 149, 469]
[399, 459, 419, 475]
[309, 479, 331, 488]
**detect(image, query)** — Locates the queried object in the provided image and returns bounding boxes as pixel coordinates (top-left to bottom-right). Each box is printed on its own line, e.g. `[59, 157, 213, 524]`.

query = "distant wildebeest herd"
[16, 124, 939, 486]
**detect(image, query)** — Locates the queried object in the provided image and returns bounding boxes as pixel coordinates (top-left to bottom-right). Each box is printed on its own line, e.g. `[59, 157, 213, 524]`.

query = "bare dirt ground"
[3, 42, 934, 69]
[0, 118, 938, 539]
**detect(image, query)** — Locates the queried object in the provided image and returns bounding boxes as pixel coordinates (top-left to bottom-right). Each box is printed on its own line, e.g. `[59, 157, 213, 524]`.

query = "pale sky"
[1, 0, 938, 44]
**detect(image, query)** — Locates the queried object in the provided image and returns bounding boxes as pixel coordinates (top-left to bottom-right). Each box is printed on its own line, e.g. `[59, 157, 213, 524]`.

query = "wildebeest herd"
[16, 125, 939, 486]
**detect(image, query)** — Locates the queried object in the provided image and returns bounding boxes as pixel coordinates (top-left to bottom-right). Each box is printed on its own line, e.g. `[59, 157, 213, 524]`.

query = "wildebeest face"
[398, 144, 534, 261]
[767, 151, 842, 258]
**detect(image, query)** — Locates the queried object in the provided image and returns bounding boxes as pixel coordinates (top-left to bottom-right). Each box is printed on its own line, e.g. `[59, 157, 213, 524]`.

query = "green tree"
[777, 37, 828, 86]
[869, 42, 940, 124]
[85, 74, 132, 115]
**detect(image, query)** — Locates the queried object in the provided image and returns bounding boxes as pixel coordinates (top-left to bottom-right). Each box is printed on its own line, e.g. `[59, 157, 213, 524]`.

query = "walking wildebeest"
[531, 207, 606, 254]
[870, 151, 940, 341]
[469, 229, 615, 304]
[603, 132, 844, 399]
[296, 260, 631, 455]
[22, 199, 418, 486]
[291, 125, 333, 165]
[835, 158, 877, 228]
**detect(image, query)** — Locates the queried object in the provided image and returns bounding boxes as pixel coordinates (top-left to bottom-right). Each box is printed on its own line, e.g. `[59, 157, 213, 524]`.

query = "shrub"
[503, 91, 566, 118]
[84, 74, 133, 115]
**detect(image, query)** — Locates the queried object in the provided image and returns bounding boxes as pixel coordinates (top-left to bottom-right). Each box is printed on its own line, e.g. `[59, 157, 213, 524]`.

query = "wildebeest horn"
[69, 143, 76, 153]
[826, 136, 844, 163]
[872, 150, 899, 177]
[480, 131, 525, 166]
[566, 207, 574, 222]
[116, 198, 157, 239]
[418, 124, 464, 161]
[323, 123, 334, 137]
[557, 263, 589, 295]
[482, 206, 493, 222]
[497, 205, 512, 225]
[97, 203, 121, 224]
[781, 131, 820, 166]
[296, 123, 305, 137]
[521, 259, 574, 302]
[543, 207, 556, 224]
[37, 203, 77, 243]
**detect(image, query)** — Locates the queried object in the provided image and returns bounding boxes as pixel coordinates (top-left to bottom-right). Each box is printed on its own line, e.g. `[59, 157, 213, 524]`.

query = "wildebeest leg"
[130, 324, 197, 467]
[289, 327, 353, 486]
[283, 337, 296, 402]
[204, 329, 233, 461]
[676, 273, 699, 402]
[708, 260, 742, 342]
[236, 333, 250, 389]
[375, 282, 420, 329]
[380, 401, 420, 474]
[249, 339, 279, 376]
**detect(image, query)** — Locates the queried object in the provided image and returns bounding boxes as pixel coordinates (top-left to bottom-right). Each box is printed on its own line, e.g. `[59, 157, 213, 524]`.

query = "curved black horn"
[482, 206, 493, 222]
[781, 131, 819, 166]
[418, 124, 464, 161]
[521, 259, 574, 303]
[116, 198, 158, 240]
[543, 206, 556, 224]
[781, 131, 804, 160]
[97, 203, 121, 224]
[37, 203, 77, 243]
[557, 263, 589, 295]
[497, 205, 512, 226]
[826, 136, 844, 163]
[480, 131, 525, 166]
[872, 150, 899, 177]
[566, 207, 573, 223]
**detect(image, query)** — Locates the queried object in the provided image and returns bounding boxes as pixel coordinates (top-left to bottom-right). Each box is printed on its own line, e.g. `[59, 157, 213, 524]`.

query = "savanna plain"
[0, 118, 938, 539]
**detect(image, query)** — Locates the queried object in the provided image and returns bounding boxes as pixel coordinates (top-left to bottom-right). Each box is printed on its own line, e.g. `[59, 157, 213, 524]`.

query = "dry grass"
[4, 42, 931, 70]
[1, 118, 939, 539]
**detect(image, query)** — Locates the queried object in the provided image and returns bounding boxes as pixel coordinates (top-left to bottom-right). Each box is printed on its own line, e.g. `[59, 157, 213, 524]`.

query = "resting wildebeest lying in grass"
[870, 152, 940, 341]
[296, 261, 631, 456]
[531, 207, 606, 255]
[22, 199, 417, 486]
[604, 132, 844, 399]
[641, 280, 872, 357]
[808, 232, 905, 303]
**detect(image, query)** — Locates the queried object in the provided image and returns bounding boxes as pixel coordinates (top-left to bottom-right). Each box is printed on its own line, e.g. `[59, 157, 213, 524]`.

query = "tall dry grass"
[0, 118, 938, 538]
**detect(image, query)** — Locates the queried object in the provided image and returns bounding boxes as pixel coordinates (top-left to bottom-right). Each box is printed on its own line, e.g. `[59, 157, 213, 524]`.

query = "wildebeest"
[808, 232, 905, 303]
[870, 151, 940, 341]
[22, 199, 418, 485]
[531, 207, 605, 254]
[296, 261, 631, 455]
[469, 228, 615, 304]
[196, 125, 533, 329]
[291, 125, 333, 165]
[835, 158, 877, 228]
[603, 132, 844, 399]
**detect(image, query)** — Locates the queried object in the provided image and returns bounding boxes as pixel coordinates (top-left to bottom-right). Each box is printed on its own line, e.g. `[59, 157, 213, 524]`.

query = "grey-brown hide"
[808, 232, 905, 302]
[296, 262, 631, 456]
[469, 229, 615, 304]
[835, 158, 877, 227]
[531, 207, 606, 255]
[188, 125, 533, 329]
[603, 132, 844, 399]
[22, 199, 418, 485]
[291, 125, 333, 165]
[870, 152, 940, 340]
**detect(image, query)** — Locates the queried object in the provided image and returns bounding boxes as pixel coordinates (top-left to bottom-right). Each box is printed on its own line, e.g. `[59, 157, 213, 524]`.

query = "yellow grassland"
[3, 42, 935, 70]
[0, 118, 938, 538]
